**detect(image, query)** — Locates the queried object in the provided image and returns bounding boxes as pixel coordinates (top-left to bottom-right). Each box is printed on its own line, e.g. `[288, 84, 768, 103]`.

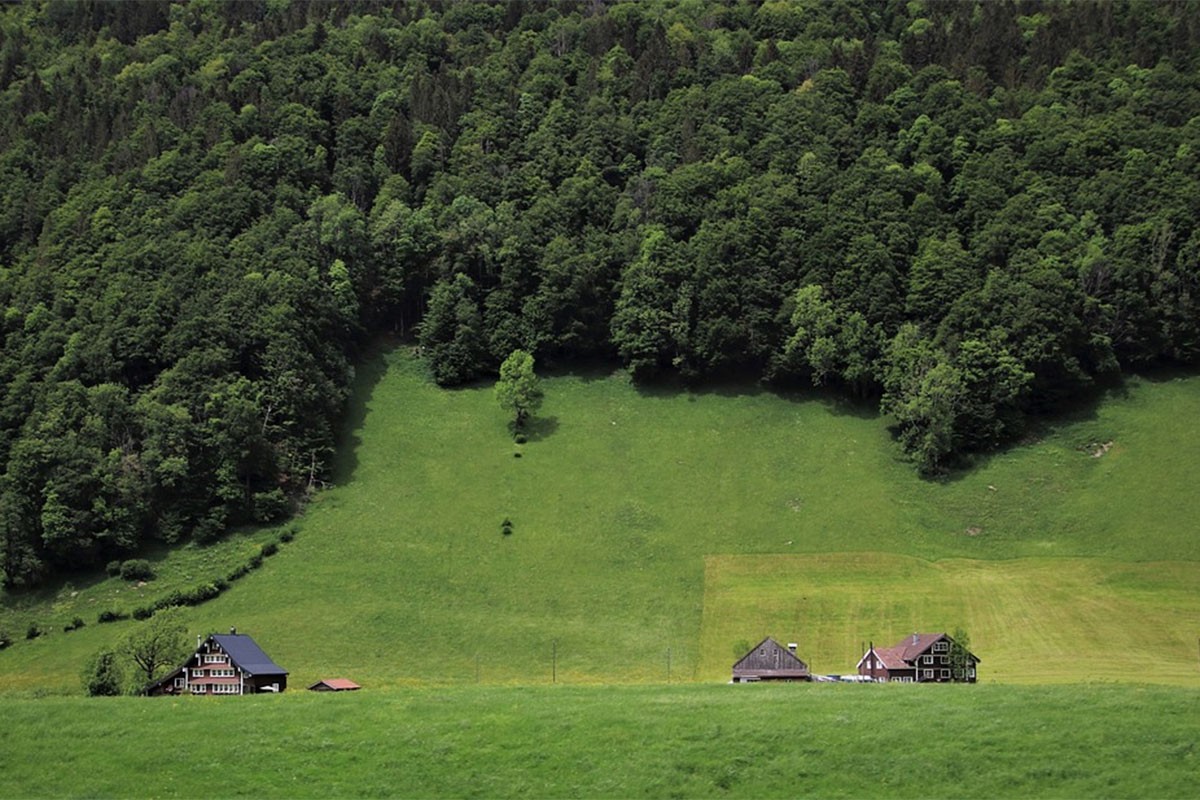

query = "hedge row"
[100, 527, 298, 625]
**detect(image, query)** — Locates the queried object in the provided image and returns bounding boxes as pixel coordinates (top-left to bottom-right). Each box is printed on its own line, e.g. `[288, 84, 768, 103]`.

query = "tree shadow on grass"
[628, 367, 883, 423]
[538, 356, 624, 384]
[926, 373, 1136, 484]
[1, 566, 110, 615]
[517, 415, 560, 442]
[330, 337, 400, 486]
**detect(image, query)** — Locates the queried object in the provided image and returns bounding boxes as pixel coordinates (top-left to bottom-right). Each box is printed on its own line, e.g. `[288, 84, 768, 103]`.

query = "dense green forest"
[1, 0, 1198, 587]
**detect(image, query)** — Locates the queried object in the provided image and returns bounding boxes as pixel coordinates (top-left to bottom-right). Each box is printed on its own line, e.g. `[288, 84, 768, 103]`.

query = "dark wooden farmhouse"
[308, 678, 361, 692]
[732, 637, 812, 682]
[857, 632, 979, 683]
[147, 628, 288, 696]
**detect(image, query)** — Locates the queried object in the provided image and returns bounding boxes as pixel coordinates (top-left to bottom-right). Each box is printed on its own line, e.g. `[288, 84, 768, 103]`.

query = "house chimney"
[197, 635, 202, 648]
[230, 626, 237, 635]
[912, 632, 918, 645]
[787, 643, 798, 653]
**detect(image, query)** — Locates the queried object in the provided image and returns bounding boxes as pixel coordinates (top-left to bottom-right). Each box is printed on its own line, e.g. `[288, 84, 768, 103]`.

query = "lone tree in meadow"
[495, 349, 543, 430]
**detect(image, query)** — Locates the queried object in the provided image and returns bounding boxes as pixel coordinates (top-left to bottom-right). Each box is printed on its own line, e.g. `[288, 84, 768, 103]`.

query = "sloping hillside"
[2, 347, 1198, 692]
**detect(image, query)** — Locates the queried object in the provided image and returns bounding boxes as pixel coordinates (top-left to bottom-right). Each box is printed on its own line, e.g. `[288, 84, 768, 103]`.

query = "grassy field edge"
[0, 683, 1196, 798]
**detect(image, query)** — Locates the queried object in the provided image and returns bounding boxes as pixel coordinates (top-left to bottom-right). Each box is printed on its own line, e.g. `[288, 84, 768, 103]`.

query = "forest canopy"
[2, 0, 1199, 585]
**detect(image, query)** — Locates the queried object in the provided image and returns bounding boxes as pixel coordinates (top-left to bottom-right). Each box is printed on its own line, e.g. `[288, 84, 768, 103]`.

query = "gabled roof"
[893, 632, 949, 661]
[309, 678, 361, 691]
[857, 645, 911, 671]
[732, 637, 810, 675]
[860, 633, 980, 668]
[211, 633, 288, 676]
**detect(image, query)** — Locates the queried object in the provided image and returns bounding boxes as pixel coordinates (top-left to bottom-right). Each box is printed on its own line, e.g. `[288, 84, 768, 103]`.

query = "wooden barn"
[146, 628, 288, 696]
[731, 637, 812, 682]
[857, 632, 979, 683]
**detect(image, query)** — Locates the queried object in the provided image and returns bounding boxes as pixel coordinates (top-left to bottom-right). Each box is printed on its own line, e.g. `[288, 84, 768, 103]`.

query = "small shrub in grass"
[513, 451, 522, 458]
[119, 559, 154, 582]
[63, 617, 85, 632]
[181, 583, 220, 606]
[25, 624, 42, 640]
[214, 577, 229, 592]
[0, 630, 11, 649]
[248, 553, 263, 570]
[227, 564, 249, 582]
[280, 526, 297, 543]
[501, 517, 514, 536]
[105, 560, 122, 577]
[153, 591, 183, 611]
[132, 606, 153, 621]
[97, 610, 126, 624]
[261, 541, 279, 557]
[514, 433, 527, 444]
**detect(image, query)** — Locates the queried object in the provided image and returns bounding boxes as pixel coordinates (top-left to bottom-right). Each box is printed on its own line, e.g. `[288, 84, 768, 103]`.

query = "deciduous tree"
[120, 608, 188, 688]
[495, 349, 543, 430]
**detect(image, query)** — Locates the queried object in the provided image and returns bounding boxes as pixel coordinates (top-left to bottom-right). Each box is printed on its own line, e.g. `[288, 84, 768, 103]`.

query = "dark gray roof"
[211, 633, 288, 676]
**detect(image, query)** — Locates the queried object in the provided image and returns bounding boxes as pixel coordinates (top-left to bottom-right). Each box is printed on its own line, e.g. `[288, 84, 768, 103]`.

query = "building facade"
[147, 629, 288, 696]
[857, 632, 979, 683]
[732, 637, 812, 682]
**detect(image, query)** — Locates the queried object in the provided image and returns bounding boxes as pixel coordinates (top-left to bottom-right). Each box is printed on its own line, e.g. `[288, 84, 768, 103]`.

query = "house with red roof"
[146, 628, 288, 696]
[732, 637, 812, 682]
[857, 632, 979, 683]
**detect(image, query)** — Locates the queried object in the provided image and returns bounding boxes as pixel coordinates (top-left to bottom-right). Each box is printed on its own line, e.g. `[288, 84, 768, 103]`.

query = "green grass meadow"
[701, 553, 1200, 683]
[3, 346, 1200, 796]
[0, 684, 1196, 798]
[3, 347, 1200, 693]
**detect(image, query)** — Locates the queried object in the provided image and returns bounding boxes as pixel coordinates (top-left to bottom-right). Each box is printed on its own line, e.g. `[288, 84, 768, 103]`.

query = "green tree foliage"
[1, 1, 1199, 582]
[83, 647, 125, 697]
[948, 627, 974, 682]
[495, 350, 543, 430]
[119, 607, 188, 687]
[418, 273, 489, 386]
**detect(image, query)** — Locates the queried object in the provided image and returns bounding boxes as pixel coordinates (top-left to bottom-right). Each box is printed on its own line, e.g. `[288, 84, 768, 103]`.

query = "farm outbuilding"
[731, 637, 812, 682]
[308, 678, 361, 691]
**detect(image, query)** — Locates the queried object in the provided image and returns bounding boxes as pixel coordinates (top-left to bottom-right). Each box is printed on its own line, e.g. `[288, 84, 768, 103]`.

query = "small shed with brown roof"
[308, 678, 361, 692]
[732, 637, 812, 682]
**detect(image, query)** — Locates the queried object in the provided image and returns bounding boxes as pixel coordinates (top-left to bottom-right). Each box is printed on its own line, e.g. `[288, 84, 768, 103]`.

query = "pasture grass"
[700, 553, 1200, 683]
[0, 684, 1196, 798]
[2, 347, 1199, 693]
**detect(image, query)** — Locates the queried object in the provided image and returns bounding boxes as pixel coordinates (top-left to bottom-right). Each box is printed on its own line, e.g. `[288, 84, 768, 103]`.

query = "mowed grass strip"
[0, 684, 1196, 799]
[700, 553, 1200, 684]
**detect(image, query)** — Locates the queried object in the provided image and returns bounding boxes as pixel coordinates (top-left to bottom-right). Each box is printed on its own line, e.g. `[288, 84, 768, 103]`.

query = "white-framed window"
[190, 685, 206, 694]
[174, 677, 185, 688]
[213, 684, 238, 694]
[940, 669, 950, 679]
[922, 655, 933, 665]
[922, 669, 934, 680]
[939, 655, 948, 664]
[968, 668, 976, 678]
[192, 668, 205, 677]
[933, 641, 948, 652]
